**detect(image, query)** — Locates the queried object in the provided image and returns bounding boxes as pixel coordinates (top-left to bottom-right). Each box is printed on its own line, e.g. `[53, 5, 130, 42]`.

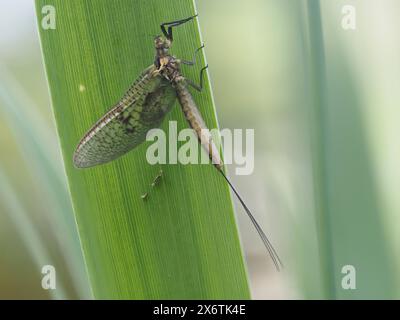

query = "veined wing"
[73, 65, 177, 168]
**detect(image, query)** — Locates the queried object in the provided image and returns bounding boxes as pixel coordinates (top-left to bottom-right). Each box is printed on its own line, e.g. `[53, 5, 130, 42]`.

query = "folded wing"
[73, 66, 177, 168]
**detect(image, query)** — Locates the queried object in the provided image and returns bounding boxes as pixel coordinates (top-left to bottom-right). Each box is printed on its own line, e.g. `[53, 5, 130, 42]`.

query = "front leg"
[160, 15, 198, 41]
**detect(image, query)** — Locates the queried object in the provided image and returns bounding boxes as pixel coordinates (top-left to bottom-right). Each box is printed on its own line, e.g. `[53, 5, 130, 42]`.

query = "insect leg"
[141, 192, 149, 200]
[181, 44, 205, 66]
[141, 169, 164, 200]
[160, 15, 198, 41]
[151, 169, 163, 187]
[187, 64, 208, 92]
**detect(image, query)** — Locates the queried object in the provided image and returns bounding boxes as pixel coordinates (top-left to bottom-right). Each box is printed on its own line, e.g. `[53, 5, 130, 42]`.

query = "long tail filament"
[219, 170, 283, 271]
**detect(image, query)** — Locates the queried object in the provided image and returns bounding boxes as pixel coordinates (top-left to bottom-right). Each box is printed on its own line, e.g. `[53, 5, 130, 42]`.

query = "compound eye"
[154, 36, 163, 47]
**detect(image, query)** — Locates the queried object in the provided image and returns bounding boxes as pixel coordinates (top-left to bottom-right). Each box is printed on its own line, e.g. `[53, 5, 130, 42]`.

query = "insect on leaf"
[35, 0, 251, 299]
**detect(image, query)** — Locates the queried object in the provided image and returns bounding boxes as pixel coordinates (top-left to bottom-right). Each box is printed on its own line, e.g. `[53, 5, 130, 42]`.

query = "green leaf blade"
[35, 0, 250, 299]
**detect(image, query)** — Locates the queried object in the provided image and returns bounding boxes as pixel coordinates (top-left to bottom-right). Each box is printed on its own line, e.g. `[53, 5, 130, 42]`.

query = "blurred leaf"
[0, 170, 68, 299]
[0, 66, 91, 298]
[304, 0, 396, 299]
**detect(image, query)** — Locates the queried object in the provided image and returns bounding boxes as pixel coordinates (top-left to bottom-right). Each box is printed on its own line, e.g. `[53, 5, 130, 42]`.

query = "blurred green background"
[1, 0, 399, 299]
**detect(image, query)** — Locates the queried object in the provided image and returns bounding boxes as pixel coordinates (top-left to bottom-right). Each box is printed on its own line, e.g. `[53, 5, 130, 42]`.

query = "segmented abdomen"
[175, 80, 223, 170]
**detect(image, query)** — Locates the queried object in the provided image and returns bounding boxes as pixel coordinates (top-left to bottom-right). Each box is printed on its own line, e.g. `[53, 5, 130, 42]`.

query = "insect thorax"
[156, 55, 182, 84]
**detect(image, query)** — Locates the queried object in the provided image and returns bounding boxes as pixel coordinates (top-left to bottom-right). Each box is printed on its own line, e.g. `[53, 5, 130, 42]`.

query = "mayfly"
[73, 15, 283, 271]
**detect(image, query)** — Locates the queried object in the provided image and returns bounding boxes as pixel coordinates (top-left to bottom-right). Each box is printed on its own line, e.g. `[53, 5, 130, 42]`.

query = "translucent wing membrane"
[73, 66, 177, 168]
